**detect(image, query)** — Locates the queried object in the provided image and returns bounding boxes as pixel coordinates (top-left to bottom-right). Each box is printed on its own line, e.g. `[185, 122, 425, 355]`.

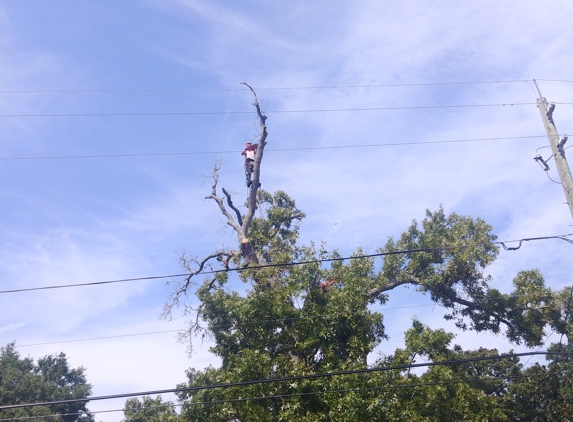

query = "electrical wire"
[535, 145, 552, 153]
[15, 329, 184, 348]
[544, 146, 572, 163]
[0, 135, 547, 161]
[533, 136, 573, 184]
[13, 304, 439, 348]
[536, 79, 573, 83]
[0, 351, 569, 411]
[546, 172, 563, 185]
[0, 374, 543, 421]
[2, 234, 572, 295]
[524, 80, 540, 98]
[0, 102, 544, 118]
[19, 284, 571, 348]
[0, 79, 534, 94]
[522, 329, 556, 368]
[0, 273, 185, 294]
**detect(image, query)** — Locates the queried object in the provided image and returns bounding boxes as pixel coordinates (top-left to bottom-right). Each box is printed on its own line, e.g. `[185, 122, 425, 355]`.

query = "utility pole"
[533, 79, 573, 219]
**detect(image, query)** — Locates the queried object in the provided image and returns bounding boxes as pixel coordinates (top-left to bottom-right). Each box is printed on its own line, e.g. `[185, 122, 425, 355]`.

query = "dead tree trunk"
[163, 83, 268, 319]
[238, 82, 268, 249]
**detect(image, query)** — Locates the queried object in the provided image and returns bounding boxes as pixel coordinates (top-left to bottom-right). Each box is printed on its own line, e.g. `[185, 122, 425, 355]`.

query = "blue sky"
[2, 1, 573, 420]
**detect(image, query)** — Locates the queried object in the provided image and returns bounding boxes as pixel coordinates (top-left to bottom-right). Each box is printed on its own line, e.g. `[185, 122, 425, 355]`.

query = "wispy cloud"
[2, 3, 573, 422]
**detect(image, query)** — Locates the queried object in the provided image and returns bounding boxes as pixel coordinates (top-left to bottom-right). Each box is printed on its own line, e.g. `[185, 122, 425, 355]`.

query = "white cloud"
[2, 2, 573, 421]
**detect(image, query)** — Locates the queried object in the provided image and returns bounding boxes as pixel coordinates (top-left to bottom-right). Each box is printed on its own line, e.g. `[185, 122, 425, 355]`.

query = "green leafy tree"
[123, 396, 179, 422]
[502, 337, 573, 421]
[0, 342, 93, 422]
[159, 88, 572, 421]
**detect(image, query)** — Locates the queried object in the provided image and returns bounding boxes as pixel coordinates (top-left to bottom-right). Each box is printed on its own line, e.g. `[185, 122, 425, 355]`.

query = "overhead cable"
[21, 285, 569, 347]
[15, 329, 183, 348]
[0, 351, 570, 411]
[0, 135, 546, 161]
[0, 79, 533, 94]
[14, 304, 435, 348]
[2, 234, 572, 295]
[535, 79, 573, 83]
[0, 374, 542, 421]
[0, 273, 184, 294]
[0, 102, 546, 118]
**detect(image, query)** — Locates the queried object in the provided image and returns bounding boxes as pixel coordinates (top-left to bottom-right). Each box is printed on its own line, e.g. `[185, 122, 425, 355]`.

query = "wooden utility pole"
[533, 79, 573, 219]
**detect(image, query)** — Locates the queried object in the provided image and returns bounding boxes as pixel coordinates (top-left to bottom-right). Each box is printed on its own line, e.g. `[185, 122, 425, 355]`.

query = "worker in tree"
[241, 142, 258, 187]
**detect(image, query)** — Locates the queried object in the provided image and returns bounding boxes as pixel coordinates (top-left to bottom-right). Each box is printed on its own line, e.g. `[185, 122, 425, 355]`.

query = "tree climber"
[318, 278, 335, 294]
[241, 141, 258, 187]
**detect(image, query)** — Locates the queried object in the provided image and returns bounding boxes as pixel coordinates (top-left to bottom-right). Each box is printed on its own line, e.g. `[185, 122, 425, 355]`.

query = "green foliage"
[123, 396, 179, 422]
[246, 190, 305, 266]
[0, 343, 93, 422]
[167, 190, 572, 421]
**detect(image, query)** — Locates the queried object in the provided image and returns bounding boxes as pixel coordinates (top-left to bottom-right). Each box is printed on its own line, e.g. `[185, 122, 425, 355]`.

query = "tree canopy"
[0, 342, 94, 422]
[123, 396, 179, 422]
[144, 89, 573, 421]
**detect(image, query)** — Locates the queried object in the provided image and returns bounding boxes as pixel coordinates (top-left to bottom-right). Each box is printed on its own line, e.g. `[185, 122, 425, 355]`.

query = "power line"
[21, 280, 573, 347]
[0, 273, 185, 294]
[0, 351, 569, 411]
[132, 374, 540, 408]
[2, 234, 572, 295]
[15, 304, 436, 348]
[535, 79, 573, 83]
[0, 102, 546, 118]
[0, 135, 547, 161]
[0, 79, 533, 94]
[15, 283, 573, 347]
[0, 374, 542, 421]
[15, 329, 184, 348]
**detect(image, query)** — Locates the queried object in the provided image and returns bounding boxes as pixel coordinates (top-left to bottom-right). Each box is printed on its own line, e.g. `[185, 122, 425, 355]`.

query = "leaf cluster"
[165, 191, 573, 421]
[0, 343, 93, 422]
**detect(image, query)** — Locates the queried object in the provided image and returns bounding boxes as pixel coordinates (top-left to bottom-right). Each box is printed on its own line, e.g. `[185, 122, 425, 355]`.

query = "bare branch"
[222, 187, 243, 227]
[241, 82, 267, 124]
[205, 164, 241, 234]
[161, 249, 236, 320]
[176, 304, 209, 357]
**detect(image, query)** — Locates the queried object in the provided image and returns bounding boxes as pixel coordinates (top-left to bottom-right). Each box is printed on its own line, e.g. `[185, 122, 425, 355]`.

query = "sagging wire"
[546, 172, 563, 185]
[500, 234, 573, 251]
